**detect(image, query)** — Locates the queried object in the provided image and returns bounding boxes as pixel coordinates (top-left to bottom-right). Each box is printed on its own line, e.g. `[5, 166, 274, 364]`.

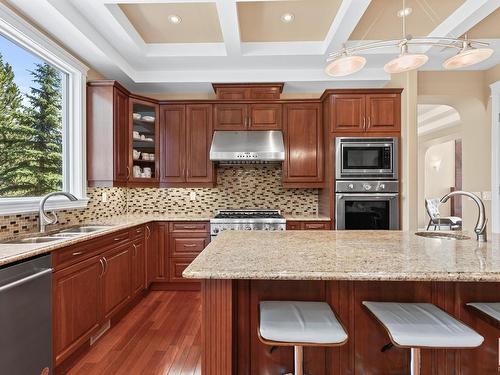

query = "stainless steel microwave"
[335, 137, 398, 180]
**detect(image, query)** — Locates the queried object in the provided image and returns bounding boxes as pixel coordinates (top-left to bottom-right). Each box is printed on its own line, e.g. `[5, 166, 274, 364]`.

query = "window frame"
[0, 3, 89, 215]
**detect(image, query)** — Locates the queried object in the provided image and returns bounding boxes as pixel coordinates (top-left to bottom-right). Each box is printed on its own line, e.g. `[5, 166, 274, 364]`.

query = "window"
[0, 4, 88, 214]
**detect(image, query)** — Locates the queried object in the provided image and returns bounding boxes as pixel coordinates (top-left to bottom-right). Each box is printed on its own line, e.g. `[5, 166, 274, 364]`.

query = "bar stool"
[363, 302, 484, 375]
[467, 302, 500, 371]
[258, 301, 348, 375]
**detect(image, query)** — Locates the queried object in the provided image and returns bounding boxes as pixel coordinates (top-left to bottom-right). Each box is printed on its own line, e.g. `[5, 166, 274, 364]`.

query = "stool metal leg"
[294, 346, 304, 375]
[410, 348, 421, 375]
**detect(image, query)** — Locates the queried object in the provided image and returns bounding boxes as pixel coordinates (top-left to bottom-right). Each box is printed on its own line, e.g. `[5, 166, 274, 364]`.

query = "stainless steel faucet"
[39, 192, 78, 233]
[440, 190, 487, 242]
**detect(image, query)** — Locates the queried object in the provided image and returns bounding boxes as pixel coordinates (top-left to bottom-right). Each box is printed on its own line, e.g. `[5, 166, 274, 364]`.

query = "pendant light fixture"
[325, 0, 493, 77]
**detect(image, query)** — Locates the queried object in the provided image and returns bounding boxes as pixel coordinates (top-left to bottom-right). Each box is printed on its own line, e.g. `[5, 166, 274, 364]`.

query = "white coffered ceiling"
[5, 0, 500, 94]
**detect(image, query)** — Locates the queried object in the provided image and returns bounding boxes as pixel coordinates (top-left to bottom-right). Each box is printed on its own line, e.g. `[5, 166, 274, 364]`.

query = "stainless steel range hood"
[209, 131, 285, 163]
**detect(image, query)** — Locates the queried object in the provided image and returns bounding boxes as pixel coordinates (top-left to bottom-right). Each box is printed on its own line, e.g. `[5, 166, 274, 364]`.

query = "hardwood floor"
[67, 291, 201, 375]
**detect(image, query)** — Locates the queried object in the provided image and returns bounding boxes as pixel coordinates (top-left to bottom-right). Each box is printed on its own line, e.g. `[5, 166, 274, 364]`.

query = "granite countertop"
[183, 230, 500, 282]
[0, 214, 212, 267]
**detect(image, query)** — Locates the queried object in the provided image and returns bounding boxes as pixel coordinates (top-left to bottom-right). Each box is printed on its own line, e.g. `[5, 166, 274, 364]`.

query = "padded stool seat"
[259, 301, 347, 375]
[363, 302, 484, 348]
[467, 302, 500, 323]
[259, 301, 348, 345]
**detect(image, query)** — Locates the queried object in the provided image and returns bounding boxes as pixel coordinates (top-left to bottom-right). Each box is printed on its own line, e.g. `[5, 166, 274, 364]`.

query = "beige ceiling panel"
[349, 0, 465, 40]
[119, 3, 223, 43]
[464, 8, 500, 39]
[238, 0, 342, 42]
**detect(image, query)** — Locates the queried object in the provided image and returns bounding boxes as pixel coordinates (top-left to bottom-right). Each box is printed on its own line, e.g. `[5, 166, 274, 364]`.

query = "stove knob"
[379, 183, 386, 190]
[348, 183, 354, 189]
[245, 226, 251, 230]
[213, 228, 219, 233]
[363, 183, 372, 191]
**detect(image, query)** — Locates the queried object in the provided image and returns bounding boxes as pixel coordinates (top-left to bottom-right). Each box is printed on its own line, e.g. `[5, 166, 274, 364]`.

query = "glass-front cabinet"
[129, 98, 159, 185]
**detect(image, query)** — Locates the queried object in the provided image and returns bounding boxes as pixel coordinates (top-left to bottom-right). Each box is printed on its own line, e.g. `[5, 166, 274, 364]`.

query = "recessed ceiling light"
[397, 7, 412, 18]
[168, 14, 182, 24]
[281, 13, 294, 23]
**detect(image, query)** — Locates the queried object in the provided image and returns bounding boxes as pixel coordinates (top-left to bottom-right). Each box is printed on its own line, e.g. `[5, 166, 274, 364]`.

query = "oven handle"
[336, 193, 399, 199]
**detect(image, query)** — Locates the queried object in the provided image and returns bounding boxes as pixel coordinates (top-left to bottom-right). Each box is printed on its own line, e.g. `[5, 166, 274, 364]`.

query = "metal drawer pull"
[183, 244, 197, 247]
[72, 251, 84, 256]
[146, 225, 151, 239]
[136, 229, 142, 233]
[114, 237, 123, 241]
[99, 259, 105, 278]
[180, 225, 199, 229]
[132, 243, 138, 256]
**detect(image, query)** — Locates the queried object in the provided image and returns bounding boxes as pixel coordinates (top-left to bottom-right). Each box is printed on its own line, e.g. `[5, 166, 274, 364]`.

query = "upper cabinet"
[214, 103, 282, 131]
[327, 90, 402, 133]
[129, 98, 160, 185]
[282, 103, 324, 188]
[160, 104, 215, 186]
[212, 83, 283, 100]
[87, 81, 159, 187]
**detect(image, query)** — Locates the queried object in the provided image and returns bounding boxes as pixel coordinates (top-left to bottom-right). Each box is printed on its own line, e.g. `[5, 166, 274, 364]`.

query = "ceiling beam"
[322, 0, 371, 55]
[215, 0, 241, 56]
[428, 0, 500, 39]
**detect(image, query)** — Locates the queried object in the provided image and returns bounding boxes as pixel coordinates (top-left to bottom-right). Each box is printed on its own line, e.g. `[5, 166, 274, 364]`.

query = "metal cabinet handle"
[136, 228, 142, 233]
[72, 251, 83, 256]
[99, 258, 105, 278]
[248, 116, 252, 128]
[145, 225, 151, 239]
[183, 243, 197, 248]
[114, 237, 122, 241]
[132, 243, 138, 256]
[0, 268, 52, 293]
[102, 257, 108, 274]
[180, 225, 198, 229]
[367, 116, 371, 129]
[126, 166, 130, 179]
[362, 117, 366, 129]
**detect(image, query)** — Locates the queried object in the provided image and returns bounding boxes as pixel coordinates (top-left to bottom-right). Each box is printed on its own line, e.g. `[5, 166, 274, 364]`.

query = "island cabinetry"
[282, 103, 324, 188]
[160, 104, 215, 186]
[214, 103, 282, 131]
[286, 221, 331, 230]
[200, 279, 500, 375]
[325, 90, 402, 134]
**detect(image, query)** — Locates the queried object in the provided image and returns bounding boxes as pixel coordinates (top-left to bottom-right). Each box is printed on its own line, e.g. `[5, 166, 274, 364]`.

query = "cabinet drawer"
[53, 230, 130, 270]
[169, 257, 197, 283]
[130, 225, 144, 239]
[303, 221, 330, 230]
[171, 236, 210, 257]
[286, 221, 302, 230]
[169, 222, 209, 233]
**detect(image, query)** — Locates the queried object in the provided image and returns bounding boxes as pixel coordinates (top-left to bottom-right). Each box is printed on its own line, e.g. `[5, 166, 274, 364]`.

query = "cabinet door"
[113, 88, 129, 182]
[216, 87, 248, 100]
[186, 104, 214, 183]
[53, 255, 103, 366]
[330, 95, 365, 133]
[365, 94, 401, 132]
[170, 233, 210, 258]
[248, 104, 282, 130]
[102, 243, 131, 320]
[249, 87, 281, 100]
[283, 103, 324, 186]
[169, 257, 198, 283]
[153, 223, 168, 282]
[145, 223, 156, 287]
[214, 104, 248, 130]
[160, 105, 186, 183]
[131, 238, 146, 296]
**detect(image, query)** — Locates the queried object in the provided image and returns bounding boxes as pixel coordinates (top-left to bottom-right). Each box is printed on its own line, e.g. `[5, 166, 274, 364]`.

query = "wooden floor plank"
[66, 291, 201, 375]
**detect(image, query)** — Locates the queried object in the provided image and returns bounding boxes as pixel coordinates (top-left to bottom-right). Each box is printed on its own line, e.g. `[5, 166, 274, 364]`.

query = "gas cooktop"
[210, 209, 286, 236]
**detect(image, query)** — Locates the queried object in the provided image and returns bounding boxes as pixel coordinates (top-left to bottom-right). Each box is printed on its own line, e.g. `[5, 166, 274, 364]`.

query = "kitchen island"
[183, 230, 500, 374]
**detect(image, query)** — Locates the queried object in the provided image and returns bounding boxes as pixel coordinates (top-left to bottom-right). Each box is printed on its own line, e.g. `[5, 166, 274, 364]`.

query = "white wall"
[424, 141, 456, 219]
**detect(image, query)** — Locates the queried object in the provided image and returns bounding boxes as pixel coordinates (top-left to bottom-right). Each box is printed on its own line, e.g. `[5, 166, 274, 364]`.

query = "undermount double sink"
[3, 225, 113, 244]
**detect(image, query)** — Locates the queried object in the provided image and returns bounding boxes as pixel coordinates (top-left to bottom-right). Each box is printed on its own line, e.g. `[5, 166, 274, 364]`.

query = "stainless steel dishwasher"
[0, 255, 52, 375]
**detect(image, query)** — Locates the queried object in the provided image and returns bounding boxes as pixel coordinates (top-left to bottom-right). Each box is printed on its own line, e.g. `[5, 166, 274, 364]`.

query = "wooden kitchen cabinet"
[282, 103, 324, 187]
[101, 242, 132, 321]
[214, 103, 247, 130]
[328, 90, 401, 133]
[214, 103, 282, 131]
[87, 81, 129, 187]
[53, 255, 103, 366]
[212, 83, 283, 100]
[286, 221, 331, 230]
[145, 223, 157, 287]
[131, 237, 146, 296]
[160, 104, 215, 186]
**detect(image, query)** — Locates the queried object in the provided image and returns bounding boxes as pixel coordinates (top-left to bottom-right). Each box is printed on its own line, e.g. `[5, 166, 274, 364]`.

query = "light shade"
[384, 52, 428, 74]
[443, 47, 494, 70]
[325, 55, 366, 77]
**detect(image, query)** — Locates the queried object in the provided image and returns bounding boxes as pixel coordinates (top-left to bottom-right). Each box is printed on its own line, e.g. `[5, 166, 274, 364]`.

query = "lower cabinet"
[286, 220, 331, 230]
[131, 237, 146, 295]
[102, 242, 132, 320]
[53, 255, 102, 366]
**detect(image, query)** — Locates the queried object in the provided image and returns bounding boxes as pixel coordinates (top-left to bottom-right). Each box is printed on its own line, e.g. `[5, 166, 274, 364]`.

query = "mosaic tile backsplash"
[0, 165, 318, 240]
[127, 165, 318, 216]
